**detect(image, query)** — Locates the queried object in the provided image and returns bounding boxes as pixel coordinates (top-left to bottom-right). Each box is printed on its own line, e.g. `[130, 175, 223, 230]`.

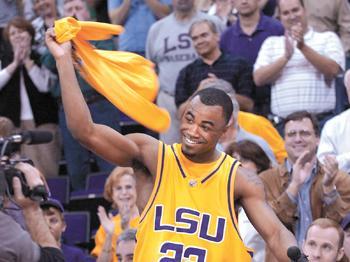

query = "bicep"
[83, 124, 157, 170]
[236, 169, 284, 242]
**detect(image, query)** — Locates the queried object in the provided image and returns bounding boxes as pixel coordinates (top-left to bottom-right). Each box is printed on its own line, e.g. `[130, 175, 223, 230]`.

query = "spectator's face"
[8, 25, 32, 50]
[42, 207, 66, 242]
[191, 22, 219, 58]
[278, 0, 307, 32]
[112, 174, 137, 210]
[303, 225, 344, 262]
[34, 0, 56, 17]
[344, 228, 350, 259]
[284, 118, 319, 164]
[235, 0, 259, 17]
[64, 0, 90, 21]
[116, 240, 135, 262]
[173, 0, 195, 13]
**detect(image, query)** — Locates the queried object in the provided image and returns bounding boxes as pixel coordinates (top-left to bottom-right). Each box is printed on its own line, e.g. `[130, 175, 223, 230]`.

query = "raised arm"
[235, 168, 297, 261]
[108, 0, 131, 25]
[145, 0, 172, 19]
[45, 29, 158, 174]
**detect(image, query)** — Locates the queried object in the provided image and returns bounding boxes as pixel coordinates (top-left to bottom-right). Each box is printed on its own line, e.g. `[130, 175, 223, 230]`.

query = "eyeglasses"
[285, 130, 314, 139]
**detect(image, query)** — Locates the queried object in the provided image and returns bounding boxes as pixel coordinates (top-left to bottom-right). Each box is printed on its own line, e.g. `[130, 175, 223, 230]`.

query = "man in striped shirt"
[253, 0, 345, 131]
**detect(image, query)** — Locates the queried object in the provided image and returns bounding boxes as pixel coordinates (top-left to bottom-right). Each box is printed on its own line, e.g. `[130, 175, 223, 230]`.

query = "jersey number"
[159, 242, 207, 262]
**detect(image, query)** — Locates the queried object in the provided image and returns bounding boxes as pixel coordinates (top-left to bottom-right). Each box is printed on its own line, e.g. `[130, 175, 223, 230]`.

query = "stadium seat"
[46, 176, 70, 204]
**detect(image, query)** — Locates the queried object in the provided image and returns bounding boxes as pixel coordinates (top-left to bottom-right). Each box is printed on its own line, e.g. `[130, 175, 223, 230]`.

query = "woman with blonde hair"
[92, 166, 140, 262]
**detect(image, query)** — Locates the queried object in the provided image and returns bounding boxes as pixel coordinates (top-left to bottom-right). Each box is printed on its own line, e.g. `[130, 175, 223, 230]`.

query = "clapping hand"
[322, 155, 339, 192]
[119, 202, 132, 230]
[97, 206, 115, 236]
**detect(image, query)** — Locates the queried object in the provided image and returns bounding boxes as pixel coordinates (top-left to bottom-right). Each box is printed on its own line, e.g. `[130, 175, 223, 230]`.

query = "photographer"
[0, 163, 64, 262]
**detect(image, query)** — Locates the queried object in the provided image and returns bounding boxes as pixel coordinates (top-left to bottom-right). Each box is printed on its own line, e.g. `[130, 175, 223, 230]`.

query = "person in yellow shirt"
[92, 167, 140, 262]
[46, 28, 299, 261]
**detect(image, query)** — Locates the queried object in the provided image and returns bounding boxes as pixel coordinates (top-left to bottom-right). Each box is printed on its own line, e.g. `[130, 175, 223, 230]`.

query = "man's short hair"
[306, 218, 344, 250]
[189, 19, 218, 36]
[191, 87, 233, 125]
[117, 229, 137, 245]
[283, 110, 319, 136]
[277, 0, 304, 8]
[200, 79, 239, 126]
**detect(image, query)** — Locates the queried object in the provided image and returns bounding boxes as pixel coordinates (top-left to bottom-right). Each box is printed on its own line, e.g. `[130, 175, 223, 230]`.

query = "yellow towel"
[54, 17, 170, 133]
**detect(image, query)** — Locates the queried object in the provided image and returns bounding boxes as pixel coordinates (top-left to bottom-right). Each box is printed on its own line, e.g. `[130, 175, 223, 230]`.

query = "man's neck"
[239, 11, 261, 36]
[174, 9, 196, 21]
[201, 49, 222, 65]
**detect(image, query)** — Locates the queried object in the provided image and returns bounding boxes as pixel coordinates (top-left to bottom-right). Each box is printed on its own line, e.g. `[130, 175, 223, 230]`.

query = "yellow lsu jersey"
[134, 142, 253, 262]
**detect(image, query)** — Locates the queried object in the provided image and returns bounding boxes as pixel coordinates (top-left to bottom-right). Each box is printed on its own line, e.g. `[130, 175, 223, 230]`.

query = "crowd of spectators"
[1, 0, 350, 261]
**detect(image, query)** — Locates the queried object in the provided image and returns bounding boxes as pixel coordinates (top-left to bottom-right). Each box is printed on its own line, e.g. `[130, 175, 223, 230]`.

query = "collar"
[233, 13, 268, 36]
[197, 52, 225, 66]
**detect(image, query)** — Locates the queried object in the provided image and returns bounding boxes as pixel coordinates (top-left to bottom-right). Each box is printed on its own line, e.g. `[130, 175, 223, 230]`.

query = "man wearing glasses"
[259, 110, 350, 261]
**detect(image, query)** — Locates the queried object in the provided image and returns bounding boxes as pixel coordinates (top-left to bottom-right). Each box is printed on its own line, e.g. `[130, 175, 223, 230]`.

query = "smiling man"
[45, 27, 299, 261]
[175, 19, 255, 113]
[260, 111, 350, 248]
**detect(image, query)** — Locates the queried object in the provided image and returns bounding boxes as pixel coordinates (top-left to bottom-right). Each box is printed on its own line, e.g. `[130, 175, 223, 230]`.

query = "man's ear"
[336, 247, 344, 261]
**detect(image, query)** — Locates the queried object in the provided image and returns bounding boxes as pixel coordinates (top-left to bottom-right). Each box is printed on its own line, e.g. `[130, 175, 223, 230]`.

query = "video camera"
[0, 131, 53, 202]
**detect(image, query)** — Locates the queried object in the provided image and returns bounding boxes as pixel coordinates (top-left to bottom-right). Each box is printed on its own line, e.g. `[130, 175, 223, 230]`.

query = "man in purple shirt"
[220, 0, 283, 116]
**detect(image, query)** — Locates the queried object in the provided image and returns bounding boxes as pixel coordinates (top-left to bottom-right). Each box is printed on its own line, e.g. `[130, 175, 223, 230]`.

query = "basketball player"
[45, 28, 297, 261]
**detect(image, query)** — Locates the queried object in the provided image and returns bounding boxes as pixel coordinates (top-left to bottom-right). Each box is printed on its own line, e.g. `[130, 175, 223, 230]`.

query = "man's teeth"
[185, 136, 199, 144]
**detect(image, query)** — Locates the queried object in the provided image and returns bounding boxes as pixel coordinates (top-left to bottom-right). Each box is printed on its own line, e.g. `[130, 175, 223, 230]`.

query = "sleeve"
[259, 170, 298, 229]
[146, 24, 157, 62]
[317, 121, 338, 160]
[253, 37, 274, 71]
[91, 225, 106, 257]
[320, 172, 350, 222]
[108, 0, 122, 11]
[38, 247, 65, 262]
[28, 65, 51, 92]
[0, 211, 41, 262]
[175, 66, 190, 107]
[0, 68, 12, 90]
[323, 32, 345, 70]
[234, 58, 255, 97]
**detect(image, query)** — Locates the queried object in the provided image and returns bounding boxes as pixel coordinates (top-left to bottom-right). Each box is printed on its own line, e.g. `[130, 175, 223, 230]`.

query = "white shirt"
[238, 208, 266, 262]
[317, 109, 350, 173]
[254, 28, 345, 118]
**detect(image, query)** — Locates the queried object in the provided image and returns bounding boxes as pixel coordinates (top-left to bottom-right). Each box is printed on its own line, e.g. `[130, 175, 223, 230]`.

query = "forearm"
[109, 1, 131, 25]
[56, 54, 94, 140]
[235, 94, 254, 112]
[267, 228, 297, 262]
[299, 44, 340, 79]
[0, 67, 12, 89]
[22, 206, 59, 248]
[96, 233, 113, 262]
[253, 56, 288, 86]
[145, 0, 171, 19]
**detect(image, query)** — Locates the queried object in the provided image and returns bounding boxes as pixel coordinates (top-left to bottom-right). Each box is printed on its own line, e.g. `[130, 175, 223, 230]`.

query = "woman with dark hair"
[226, 139, 271, 262]
[226, 140, 271, 173]
[0, 17, 60, 178]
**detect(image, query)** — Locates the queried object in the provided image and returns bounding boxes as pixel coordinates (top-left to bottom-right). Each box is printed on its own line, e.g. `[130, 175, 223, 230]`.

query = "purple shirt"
[220, 14, 284, 65]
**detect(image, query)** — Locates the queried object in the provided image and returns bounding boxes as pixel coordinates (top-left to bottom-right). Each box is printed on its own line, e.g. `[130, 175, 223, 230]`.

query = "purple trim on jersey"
[227, 160, 241, 238]
[140, 142, 166, 224]
[200, 155, 228, 184]
[171, 145, 187, 178]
